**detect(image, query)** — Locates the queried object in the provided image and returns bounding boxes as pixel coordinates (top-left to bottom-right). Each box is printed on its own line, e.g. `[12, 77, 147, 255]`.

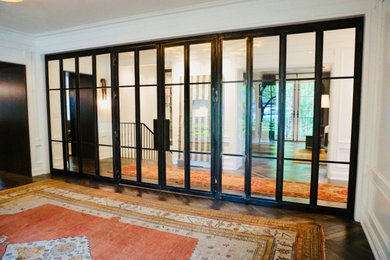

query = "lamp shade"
[321, 94, 330, 108]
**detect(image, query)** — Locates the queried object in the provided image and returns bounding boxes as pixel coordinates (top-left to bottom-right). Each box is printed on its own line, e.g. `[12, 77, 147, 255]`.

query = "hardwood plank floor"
[0, 170, 374, 260]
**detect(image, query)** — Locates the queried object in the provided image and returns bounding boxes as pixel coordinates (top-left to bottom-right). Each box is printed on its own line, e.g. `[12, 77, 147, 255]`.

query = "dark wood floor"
[0, 170, 374, 260]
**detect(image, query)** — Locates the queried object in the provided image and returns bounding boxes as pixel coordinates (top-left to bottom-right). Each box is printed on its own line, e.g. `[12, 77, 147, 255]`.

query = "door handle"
[153, 119, 170, 151]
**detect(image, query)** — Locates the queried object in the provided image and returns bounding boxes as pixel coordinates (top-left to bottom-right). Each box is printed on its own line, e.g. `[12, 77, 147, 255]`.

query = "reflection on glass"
[166, 151, 184, 187]
[283, 160, 311, 204]
[222, 39, 246, 81]
[190, 153, 211, 191]
[79, 88, 95, 143]
[48, 60, 60, 89]
[49, 91, 63, 141]
[222, 155, 245, 195]
[79, 56, 92, 76]
[164, 86, 185, 187]
[286, 32, 315, 77]
[253, 36, 279, 81]
[97, 54, 111, 87]
[165, 46, 184, 84]
[284, 80, 314, 159]
[251, 158, 276, 199]
[63, 58, 75, 74]
[67, 142, 79, 172]
[140, 86, 158, 184]
[321, 79, 353, 163]
[323, 28, 355, 77]
[140, 49, 157, 85]
[51, 141, 64, 169]
[222, 83, 246, 155]
[166, 85, 184, 151]
[99, 146, 113, 178]
[81, 144, 95, 175]
[190, 84, 211, 152]
[97, 88, 112, 145]
[190, 43, 211, 82]
[119, 52, 135, 86]
[318, 163, 349, 208]
[252, 82, 279, 157]
[120, 147, 137, 182]
[65, 89, 77, 142]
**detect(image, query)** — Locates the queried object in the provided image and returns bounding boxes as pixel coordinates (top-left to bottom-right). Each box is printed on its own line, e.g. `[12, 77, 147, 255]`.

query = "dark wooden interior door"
[0, 62, 31, 176]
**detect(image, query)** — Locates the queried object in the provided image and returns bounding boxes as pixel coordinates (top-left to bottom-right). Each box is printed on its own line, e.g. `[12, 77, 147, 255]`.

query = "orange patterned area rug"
[122, 165, 348, 203]
[0, 180, 325, 259]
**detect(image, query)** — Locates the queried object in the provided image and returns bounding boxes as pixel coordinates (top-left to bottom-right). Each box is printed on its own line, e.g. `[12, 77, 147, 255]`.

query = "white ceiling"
[0, 0, 218, 35]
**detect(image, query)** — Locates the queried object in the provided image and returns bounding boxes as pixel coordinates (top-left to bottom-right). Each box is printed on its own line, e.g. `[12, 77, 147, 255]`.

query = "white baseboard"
[362, 211, 390, 260]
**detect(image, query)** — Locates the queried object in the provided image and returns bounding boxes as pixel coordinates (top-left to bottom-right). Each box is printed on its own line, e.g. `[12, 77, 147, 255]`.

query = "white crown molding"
[34, 0, 254, 37]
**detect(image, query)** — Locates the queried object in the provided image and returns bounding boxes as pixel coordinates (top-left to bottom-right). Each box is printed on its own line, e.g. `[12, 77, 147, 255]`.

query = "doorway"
[0, 62, 31, 176]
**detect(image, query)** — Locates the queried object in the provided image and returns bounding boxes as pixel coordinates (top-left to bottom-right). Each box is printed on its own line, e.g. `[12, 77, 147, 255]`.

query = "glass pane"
[64, 71, 76, 89]
[190, 153, 211, 191]
[284, 80, 314, 159]
[65, 89, 77, 142]
[323, 28, 355, 77]
[253, 36, 279, 81]
[63, 58, 75, 74]
[140, 49, 157, 85]
[121, 147, 137, 182]
[119, 52, 135, 86]
[49, 91, 63, 141]
[166, 151, 184, 188]
[165, 84, 184, 188]
[51, 141, 64, 169]
[48, 60, 60, 89]
[318, 163, 349, 208]
[190, 84, 211, 152]
[251, 158, 276, 199]
[141, 149, 158, 185]
[222, 155, 245, 195]
[67, 142, 79, 172]
[79, 56, 92, 76]
[99, 146, 113, 178]
[120, 87, 136, 147]
[140, 86, 158, 184]
[79, 69, 93, 89]
[97, 88, 112, 145]
[283, 160, 311, 204]
[165, 46, 184, 84]
[321, 79, 353, 162]
[252, 82, 279, 157]
[96, 54, 111, 87]
[190, 43, 211, 83]
[166, 85, 184, 151]
[222, 39, 246, 82]
[222, 83, 246, 155]
[79, 88, 95, 143]
[81, 144, 96, 175]
[286, 32, 315, 78]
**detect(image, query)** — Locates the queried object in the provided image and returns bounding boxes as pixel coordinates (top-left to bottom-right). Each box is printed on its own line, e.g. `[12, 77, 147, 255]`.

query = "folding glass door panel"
[251, 36, 280, 200]
[163, 41, 213, 192]
[96, 54, 114, 178]
[118, 48, 159, 185]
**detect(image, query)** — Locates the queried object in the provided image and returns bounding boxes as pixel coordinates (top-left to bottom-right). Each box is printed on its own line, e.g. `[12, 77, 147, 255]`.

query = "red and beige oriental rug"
[0, 180, 324, 259]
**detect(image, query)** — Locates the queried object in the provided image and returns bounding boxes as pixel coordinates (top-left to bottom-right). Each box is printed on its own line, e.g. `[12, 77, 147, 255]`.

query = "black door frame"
[46, 17, 364, 217]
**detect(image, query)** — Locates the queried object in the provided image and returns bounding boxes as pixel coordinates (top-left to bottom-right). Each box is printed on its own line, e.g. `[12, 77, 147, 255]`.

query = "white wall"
[359, 1, 390, 259]
[3, 1, 389, 257]
[0, 27, 48, 176]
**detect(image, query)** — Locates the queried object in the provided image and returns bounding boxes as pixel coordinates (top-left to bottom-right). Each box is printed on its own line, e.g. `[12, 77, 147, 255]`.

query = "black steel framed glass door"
[46, 17, 363, 216]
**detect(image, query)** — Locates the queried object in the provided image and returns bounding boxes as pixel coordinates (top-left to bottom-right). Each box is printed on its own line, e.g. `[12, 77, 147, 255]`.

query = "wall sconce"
[100, 78, 107, 100]
[321, 94, 330, 109]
